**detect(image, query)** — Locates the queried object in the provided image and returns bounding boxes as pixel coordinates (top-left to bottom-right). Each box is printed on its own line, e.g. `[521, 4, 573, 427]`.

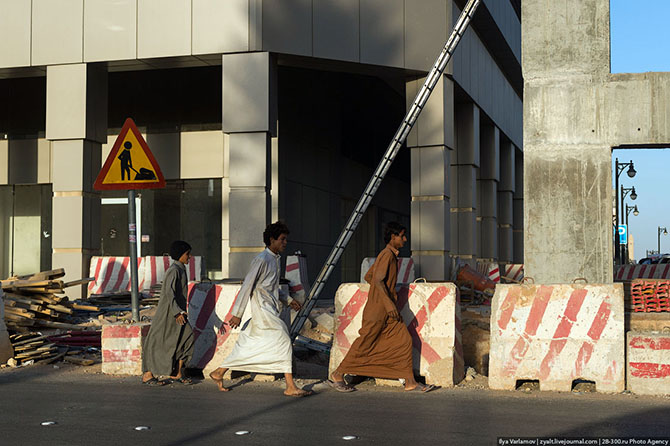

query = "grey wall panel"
[483, 0, 520, 62]
[193, 0, 249, 54]
[84, 0, 137, 63]
[360, 0, 404, 68]
[313, 0, 360, 62]
[32, 0, 84, 66]
[222, 53, 270, 133]
[262, 0, 313, 57]
[404, 0, 449, 72]
[8, 139, 38, 184]
[0, 0, 31, 68]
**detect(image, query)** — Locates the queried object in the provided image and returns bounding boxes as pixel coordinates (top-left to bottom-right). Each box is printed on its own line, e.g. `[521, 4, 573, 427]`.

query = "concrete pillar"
[498, 141, 515, 263]
[406, 76, 454, 280]
[512, 148, 523, 264]
[478, 123, 499, 261]
[222, 52, 277, 278]
[451, 102, 479, 261]
[46, 63, 107, 298]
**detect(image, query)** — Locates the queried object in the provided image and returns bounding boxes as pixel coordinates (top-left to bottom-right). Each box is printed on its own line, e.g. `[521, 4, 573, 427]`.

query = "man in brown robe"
[329, 222, 436, 393]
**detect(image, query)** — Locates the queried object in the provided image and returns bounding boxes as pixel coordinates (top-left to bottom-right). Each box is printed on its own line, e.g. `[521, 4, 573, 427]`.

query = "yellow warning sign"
[94, 118, 165, 190]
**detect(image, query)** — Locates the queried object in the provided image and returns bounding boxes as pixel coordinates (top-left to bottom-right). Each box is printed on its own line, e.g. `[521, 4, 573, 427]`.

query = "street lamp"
[624, 204, 639, 262]
[619, 185, 638, 263]
[658, 226, 668, 255]
[614, 158, 636, 263]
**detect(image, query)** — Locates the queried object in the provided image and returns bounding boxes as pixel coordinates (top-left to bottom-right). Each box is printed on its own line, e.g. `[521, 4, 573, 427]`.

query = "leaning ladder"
[290, 0, 482, 342]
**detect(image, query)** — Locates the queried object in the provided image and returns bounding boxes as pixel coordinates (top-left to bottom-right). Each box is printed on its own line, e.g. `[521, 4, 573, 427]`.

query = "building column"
[222, 52, 277, 278]
[478, 123, 499, 262]
[47, 63, 107, 298]
[513, 148, 524, 264]
[451, 102, 480, 262]
[497, 141, 515, 263]
[406, 77, 454, 280]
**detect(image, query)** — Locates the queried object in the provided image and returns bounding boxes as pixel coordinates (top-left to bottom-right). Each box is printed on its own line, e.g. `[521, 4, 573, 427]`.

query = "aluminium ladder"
[290, 0, 482, 343]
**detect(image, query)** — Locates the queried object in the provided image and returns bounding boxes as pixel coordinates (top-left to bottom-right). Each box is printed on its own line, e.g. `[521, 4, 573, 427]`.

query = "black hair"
[263, 221, 290, 246]
[383, 221, 406, 244]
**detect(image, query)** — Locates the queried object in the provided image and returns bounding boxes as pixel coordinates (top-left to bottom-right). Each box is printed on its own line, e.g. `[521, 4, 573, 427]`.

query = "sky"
[609, 0, 670, 260]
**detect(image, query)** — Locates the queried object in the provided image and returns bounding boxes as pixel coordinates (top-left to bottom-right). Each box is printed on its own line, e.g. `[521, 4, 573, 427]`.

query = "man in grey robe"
[141, 240, 195, 385]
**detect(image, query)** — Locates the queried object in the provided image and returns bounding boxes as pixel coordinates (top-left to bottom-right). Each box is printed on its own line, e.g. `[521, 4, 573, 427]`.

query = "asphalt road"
[1, 366, 670, 446]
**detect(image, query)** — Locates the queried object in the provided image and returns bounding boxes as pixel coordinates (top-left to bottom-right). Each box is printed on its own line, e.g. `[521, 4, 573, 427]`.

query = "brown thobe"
[336, 244, 414, 380]
[142, 261, 194, 376]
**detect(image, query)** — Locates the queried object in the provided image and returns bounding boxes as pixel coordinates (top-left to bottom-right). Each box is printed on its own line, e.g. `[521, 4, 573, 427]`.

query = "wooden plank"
[34, 320, 83, 330]
[63, 278, 94, 288]
[64, 356, 95, 366]
[46, 304, 73, 315]
[71, 303, 102, 311]
[15, 269, 66, 281]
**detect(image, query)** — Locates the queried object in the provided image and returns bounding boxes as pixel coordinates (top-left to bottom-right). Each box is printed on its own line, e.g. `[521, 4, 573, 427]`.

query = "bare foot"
[209, 371, 230, 392]
[284, 388, 313, 397]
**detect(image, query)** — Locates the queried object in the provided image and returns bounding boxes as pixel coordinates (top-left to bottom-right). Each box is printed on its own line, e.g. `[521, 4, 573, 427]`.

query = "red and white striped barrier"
[360, 257, 415, 284]
[88, 255, 204, 295]
[477, 262, 501, 283]
[490, 283, 624, 392]
[88, 256, 141, 295]
[615, 264, 670, 282]
[101, 323, 151, 375]
[627, 333, 670, 395]
[501, 264, 524, 283]
[186, 282, 255, 372]
[142, 255, 203, 289]
[329, 282, 464, 387]
[285, 254, 310, 303]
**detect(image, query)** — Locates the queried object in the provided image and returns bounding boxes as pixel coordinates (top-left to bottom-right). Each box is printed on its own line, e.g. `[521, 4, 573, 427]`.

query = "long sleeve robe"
[335, 244, 414, 380]
[219, 248, 293, 374]
[142, 261, 194, 375]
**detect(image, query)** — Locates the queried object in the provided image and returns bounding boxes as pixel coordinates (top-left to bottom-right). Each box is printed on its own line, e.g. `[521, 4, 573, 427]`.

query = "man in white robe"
[209, 221, 312, 397]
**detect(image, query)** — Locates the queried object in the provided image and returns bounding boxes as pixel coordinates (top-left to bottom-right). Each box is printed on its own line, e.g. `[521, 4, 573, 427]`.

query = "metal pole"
[659, 227, 662, 255]
[614, 158, 620, 264]
[620, 184, 625, 264]
[128, 189, 140, 322]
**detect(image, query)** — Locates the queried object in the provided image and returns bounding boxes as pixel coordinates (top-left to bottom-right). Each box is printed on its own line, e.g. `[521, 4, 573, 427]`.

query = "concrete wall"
[523, 0, 670, 283]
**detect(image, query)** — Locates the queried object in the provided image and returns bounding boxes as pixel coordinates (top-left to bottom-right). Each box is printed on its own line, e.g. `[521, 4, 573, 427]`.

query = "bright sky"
[610, 0, 670, 260]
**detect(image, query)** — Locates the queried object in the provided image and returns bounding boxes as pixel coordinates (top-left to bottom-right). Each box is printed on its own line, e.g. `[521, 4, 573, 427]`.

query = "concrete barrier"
[501, 264, 524, 283]
[490, 283, 624, 392]
[329, 282, 464, 387]
[360, 257, 415, 284]
[627, 332, 670, 396]
[615, 264, 670, 282]
[477, 262, 500, 283]
[285, 254, 309, 304]
[88, 255, 203, 295]
[101, 322, 151, 375]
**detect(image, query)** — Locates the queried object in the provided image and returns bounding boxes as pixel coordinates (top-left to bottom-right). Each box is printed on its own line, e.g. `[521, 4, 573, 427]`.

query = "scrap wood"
[63, 278, 94, 288]
[64, 356, 95, 366]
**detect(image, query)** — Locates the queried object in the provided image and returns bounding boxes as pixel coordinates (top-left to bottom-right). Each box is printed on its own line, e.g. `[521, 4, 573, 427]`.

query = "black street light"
[624, 204, 639, 262]
[658, 226, 668, 255]
[619, 185, 638, 264]
[614, 158, 636, 263]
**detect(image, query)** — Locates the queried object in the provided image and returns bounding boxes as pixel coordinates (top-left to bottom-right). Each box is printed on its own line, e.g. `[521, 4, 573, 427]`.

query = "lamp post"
[614, 158, 636, 263]
[659, 226, 668, 255]
[620, 185, 637, 264]
[625, 204, 639, 263]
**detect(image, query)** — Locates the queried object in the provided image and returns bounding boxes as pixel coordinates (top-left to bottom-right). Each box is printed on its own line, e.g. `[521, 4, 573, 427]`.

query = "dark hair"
[263, 221, 290, 246]
[383, 221, 406, 244]
[169, 240, 192, 261]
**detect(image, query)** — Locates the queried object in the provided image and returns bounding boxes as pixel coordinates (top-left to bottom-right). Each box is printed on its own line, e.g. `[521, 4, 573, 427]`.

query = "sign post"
[94, 118, 166, 321]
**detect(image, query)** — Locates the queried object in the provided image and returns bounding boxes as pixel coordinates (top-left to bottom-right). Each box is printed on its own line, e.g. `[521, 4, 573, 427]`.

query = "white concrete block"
[46, 64, 87, 140]
[32, 0, 84, 65]
[84, 0, 137, 62]
[180, 131, 224, 179]
[313, 0, 359, 62]
[404, 0, 449, 72]
[52, 196, 84, 249]
[229, 133, 268, 187]
[262, 0, 312, 57]
[222, 53, 271, 133]
[0, 0, 31, 68]
[102, 323, 151, 375]
[137, 0, 191, 59]
[627, 333, 670, 396]
[37, 139, 51, 184]
[360, 0, 404, 68]
[192, 0, 249, 55]
[490, 284, 625, 393]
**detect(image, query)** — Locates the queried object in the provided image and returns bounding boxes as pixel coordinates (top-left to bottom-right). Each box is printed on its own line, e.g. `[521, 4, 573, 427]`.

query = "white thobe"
[220, 248, 294, 374]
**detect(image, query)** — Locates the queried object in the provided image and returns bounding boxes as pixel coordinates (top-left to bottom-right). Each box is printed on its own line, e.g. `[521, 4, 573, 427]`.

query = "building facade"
[0, 0, 523, 297]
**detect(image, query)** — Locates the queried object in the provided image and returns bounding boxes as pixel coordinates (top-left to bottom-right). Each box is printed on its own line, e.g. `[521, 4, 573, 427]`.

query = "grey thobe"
[142, 261, 194, 375]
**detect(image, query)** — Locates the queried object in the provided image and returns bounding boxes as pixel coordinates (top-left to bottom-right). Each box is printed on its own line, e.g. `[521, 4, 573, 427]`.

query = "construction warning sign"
[94, 118, 166, 190]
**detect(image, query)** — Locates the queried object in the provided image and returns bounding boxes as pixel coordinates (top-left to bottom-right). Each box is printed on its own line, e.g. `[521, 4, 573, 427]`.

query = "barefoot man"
[329, 222, 436, 393]
[209, 222, 312, 397]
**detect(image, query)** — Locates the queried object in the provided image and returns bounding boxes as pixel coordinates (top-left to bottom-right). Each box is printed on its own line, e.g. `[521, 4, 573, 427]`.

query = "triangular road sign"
[94, 118, 166, 190]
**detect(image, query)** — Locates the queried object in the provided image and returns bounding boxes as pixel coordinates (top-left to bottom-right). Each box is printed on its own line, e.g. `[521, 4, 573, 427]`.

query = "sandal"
[172, 377, 194, 385]
[405, 384, 438, 393]
[142, 377, 167, 386]
[326, 379, 356, 393]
